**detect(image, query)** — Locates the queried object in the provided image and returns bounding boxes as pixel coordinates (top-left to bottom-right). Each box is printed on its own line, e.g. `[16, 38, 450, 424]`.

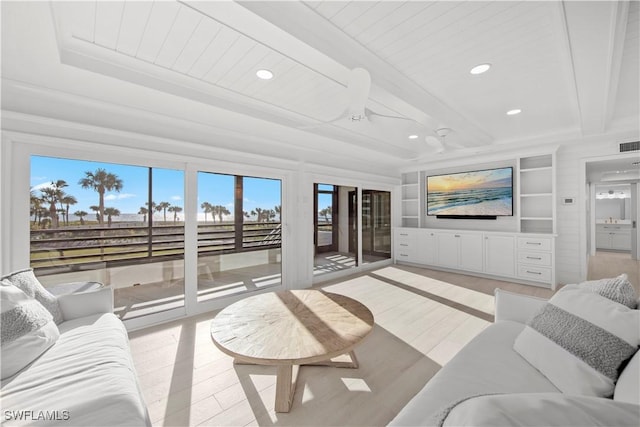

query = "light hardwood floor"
[128, 264, 555, 426]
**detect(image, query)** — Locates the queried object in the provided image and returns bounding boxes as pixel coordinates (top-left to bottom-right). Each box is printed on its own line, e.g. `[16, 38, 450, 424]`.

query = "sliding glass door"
[362, 190, 391, 263]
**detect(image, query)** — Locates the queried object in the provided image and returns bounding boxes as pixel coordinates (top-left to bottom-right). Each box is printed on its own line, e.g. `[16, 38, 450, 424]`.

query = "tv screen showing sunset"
[427, 167, 513, 216]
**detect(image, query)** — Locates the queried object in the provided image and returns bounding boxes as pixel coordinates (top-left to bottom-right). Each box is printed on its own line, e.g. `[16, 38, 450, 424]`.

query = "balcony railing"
[31, 222, 281, 276]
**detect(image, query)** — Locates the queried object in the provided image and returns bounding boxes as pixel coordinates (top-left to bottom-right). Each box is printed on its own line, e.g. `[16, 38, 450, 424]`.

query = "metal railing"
[31, 222, 281, 276]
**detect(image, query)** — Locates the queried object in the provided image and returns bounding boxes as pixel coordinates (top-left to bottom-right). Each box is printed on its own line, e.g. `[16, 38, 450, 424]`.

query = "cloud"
[32, 182, 54, 191]
[171, 195, 182, 201]
[104, 193, 136, 201]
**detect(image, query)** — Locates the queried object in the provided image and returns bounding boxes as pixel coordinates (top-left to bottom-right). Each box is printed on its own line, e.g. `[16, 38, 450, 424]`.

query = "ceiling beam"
[561, 1, 630, 135]
[217, 1, 493, 147]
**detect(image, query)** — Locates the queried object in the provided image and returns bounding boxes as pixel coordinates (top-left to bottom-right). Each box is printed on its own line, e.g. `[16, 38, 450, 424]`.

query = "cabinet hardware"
[526, 270, 542, 275]
[526, 242, 541, 245]
[400, 233, 408, 236]
[400, 243, 408, 247]
[526, 256, 542, 260]
[455, 234, 460, 237]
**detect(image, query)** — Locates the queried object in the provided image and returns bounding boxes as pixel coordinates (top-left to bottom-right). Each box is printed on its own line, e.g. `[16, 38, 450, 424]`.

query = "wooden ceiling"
[1, 1, 638, 171]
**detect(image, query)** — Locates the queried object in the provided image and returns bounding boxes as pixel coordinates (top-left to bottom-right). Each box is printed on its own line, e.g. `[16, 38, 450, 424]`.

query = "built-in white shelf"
[520, 166, 552, 173]
[521, 193, 552, 197]
[519, 154, 555, 234]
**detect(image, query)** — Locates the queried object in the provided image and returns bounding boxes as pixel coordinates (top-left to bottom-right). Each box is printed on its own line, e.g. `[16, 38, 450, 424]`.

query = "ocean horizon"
[427, 187, 512, 215]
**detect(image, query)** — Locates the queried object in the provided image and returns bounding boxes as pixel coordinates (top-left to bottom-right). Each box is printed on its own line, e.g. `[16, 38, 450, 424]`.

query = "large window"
[30, 156, 185, 320]
[197, 172, 282, 301]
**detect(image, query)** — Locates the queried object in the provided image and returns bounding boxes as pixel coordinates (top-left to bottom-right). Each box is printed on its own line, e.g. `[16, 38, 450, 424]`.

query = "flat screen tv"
[427, 167, 513, 219]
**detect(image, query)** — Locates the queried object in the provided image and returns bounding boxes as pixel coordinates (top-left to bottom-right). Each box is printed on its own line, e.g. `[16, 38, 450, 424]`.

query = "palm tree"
[74, 210, 88, 226]
[200, 202, 212, 223]
[215, 205, 230, 223]
[250, 210, 256, 222]
[319, 206, 331, 223]
[254, 207, 264, 223]
[78, 169, 123, 225]
[138, 207, 148, 223]
[145, 201, 157, 222]
[168, 206, 183, 223]
[41, 187, 59, 228]
[156, 201, 171, 223]
[275, 205, 281, 221]
[60, 195, 77, 226]
[89, 205, 100, 222]
[266, 209, 276, 222]
[243, 211, 250, 220]
[103, 207, 120, 227]
[30, 191, 43, 226]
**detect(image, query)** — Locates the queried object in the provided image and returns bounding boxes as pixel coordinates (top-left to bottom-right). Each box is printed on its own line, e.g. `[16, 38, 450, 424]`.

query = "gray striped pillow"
[580, 274, 637, 308]
[514, 286, 640, 397]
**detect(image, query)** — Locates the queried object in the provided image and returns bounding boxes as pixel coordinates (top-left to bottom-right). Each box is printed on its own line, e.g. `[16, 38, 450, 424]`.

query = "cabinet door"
[595, 232, 611, 249]
[436, 233, 459, 268]
[417, 230, 437, 265]
[485, 235, 515, 277]
[459, 233, 483, 272]
[611, 232, 631, 250]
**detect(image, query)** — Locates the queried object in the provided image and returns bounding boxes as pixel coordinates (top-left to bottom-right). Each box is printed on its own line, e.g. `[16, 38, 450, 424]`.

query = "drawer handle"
[526, 270, 542, 275]
[400, 233, 408, 236]
[455, 234, 460, 237]
[526, 242, 542, 245]
[526, 256, 542, 260]
[400, 244, 408, 247]
[400, 254, 408, 257]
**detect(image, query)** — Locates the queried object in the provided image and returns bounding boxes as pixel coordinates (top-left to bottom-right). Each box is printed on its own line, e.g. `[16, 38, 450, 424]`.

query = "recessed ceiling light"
[470, 63, 491, 75]
[408, 134, 419, 140]
[256, 69, 274, 80]
[506, 109, 522, 116]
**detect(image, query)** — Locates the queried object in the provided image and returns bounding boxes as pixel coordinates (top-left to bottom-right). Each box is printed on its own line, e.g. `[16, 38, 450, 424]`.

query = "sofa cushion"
[580, 274, 637, 308]
[514, 285, 640, 397]
[388, 321, 559, 426]
[1, 269, 63, 324]
[614, 350, 640, 405]
[1, 313, 150, 426]
[1, 280, 59, 379]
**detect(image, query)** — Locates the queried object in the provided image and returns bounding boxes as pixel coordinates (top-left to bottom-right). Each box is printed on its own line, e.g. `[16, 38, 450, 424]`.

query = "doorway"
[585, 158, 640, 291]
[361, 190, 391, 263]
[313, 184, 358, 276]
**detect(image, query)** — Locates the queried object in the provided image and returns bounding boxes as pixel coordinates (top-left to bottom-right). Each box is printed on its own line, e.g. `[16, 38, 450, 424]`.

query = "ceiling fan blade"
[366, 109, 416, 124]
[425, 135, 445, 153]
[347, 68, 371, 120]
[297, 109, 349, 129]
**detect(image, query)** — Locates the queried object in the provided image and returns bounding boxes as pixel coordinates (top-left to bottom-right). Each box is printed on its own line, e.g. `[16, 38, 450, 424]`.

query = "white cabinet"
[596, 224, 631, 250]
[484, 234, 516, 277]
[394, 228, 418, 263]
[394, 227, 555, 288]
[516, 236, 554, 286]
[417, 230, 437, 265]
[435, 232, 483, 272]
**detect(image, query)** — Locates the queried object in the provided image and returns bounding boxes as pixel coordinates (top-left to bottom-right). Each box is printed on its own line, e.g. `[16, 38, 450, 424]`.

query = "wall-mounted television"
[427, 167, 513, 219]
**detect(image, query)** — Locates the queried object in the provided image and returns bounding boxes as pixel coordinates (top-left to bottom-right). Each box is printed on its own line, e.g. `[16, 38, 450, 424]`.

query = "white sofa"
[1, 287, 151, 426]
[389, 288, 640, 426]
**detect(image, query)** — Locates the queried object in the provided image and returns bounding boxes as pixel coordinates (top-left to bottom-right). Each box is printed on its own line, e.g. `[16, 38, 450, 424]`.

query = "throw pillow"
[1, 268, 63, 324]
[513, 285, 640, 397]
[614, 350, 640, 405]
[1, 280, 60, 379]
[579, 274, 637, 308]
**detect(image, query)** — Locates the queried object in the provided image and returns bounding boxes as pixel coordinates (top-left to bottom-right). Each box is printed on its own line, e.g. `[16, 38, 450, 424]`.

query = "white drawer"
[395, 248, 417, 262]
[517, 237, 551, 252]
[518, 265, 551, 283]
[518, 251, 551, 266]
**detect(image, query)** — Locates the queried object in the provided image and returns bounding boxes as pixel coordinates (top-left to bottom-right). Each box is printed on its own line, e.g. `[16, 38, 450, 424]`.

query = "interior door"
[362, 190, 391, 260]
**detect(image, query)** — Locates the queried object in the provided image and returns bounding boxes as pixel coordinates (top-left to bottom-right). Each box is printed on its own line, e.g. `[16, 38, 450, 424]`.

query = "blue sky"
[31, 156, 281, 220]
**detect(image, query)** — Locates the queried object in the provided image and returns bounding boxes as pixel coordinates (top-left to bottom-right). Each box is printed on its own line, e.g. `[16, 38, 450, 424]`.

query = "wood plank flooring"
[128, 264, 555, 426]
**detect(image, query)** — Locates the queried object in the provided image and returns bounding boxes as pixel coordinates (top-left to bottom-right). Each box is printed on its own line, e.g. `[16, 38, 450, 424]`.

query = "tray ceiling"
[1, 1, 638, 170]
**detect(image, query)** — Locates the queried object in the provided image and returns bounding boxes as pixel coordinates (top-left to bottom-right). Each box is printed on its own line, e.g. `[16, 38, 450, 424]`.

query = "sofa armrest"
[494, 288, 547, 324]
[58, 287, 114, 321]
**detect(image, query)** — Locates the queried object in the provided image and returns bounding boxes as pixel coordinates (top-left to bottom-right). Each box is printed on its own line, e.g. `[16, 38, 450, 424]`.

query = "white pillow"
[514, 285, 640, 397]
[1, 269, 63, 324]
[614, 350, 640, 405]
[0, 280, 60, 379]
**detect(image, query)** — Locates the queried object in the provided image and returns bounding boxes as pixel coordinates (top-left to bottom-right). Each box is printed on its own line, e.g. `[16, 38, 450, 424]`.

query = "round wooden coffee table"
[210, 289, 374, 412]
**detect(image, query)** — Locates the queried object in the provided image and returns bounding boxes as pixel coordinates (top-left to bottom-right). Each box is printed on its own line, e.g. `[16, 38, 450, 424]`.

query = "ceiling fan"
[299, 67, 421, 129]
